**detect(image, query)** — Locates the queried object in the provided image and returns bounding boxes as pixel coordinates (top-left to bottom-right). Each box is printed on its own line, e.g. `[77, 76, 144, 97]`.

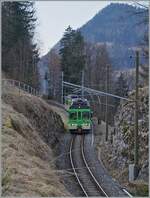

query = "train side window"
[69, 112, 77, 120]
[82, 112, 90, 119]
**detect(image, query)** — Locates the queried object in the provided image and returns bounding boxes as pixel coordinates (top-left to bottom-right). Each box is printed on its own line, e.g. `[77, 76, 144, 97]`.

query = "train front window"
[69, 112, 77, 120]
[78, 112, 81, 120]
[71, 95, 78, 99]
[82, 112, 90, 120]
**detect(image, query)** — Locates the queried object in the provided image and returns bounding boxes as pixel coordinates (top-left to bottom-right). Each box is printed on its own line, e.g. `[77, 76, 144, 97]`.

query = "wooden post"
[105, 65, 109, 141]
[134, 50, 139, 177]
[23, 83, 26, 91]
[97, 95, 101, 124]
[81, 70, 85, 99]
[18, 81, 21, 95]
[27, 85, 30, 93]
[61, 71, 64, 104]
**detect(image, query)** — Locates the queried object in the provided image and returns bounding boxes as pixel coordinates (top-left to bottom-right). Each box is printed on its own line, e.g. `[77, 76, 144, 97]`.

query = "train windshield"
[69, 112, 77, 120]
[71, 95, 78, 99]
[82, 112, 90, 120]
[78, 112, 81, 120]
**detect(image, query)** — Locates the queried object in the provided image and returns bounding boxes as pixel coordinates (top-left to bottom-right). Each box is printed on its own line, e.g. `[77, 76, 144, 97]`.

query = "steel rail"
[123, 189, 133, 197]
[69, 137, 88, 197]
[81, 136, 109, 197]
[69, 128, 133, 197]
[70, 136, 109, 197]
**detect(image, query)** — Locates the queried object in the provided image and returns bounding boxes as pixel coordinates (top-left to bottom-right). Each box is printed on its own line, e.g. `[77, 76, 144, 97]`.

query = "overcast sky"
[34, 1, 148, 57]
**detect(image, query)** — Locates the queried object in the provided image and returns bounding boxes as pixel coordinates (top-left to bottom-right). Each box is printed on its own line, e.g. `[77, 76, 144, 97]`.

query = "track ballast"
[70, 135, 108, 197]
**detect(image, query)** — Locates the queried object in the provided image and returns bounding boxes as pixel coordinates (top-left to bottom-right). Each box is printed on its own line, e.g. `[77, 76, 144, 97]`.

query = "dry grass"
[128, 181, 149, 197]
[48, 105, 68, 131]
[2, 84, 71, 196]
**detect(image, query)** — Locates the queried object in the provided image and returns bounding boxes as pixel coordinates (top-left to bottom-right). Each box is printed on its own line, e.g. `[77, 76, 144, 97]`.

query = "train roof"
[66, 94, 78, 99]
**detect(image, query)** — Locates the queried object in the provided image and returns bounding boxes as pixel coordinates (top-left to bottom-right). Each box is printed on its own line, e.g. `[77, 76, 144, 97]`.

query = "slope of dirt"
[2, 84, 71, 196]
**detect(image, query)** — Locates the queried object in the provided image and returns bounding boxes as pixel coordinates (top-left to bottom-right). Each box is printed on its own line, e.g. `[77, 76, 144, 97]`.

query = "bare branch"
[133, 1, 149, 9]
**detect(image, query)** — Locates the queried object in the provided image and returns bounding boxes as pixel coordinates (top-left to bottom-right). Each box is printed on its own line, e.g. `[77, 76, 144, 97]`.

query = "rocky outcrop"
[113, 86, 148, 170]
[97, 86, 148, 196]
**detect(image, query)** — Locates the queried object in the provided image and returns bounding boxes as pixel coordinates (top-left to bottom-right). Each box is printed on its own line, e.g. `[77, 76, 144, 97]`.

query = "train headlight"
[71, 123, 76, 126]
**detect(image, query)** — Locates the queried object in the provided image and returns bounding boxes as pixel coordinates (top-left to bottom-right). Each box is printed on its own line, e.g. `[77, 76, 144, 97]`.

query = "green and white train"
[66, 96, 92, 134]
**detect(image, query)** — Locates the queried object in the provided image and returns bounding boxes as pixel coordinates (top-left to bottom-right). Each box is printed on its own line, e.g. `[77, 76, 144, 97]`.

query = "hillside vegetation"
[50, 3, 148, 69]
[80, 3, 148, 69]
[2, 84, 70, 196]
[2, 2, 39, 87]
[38, 3, 148, 100]
[97, 86, 149, 196]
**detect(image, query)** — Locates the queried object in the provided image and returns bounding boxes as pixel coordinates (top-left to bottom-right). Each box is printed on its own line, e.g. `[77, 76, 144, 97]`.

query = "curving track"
[70, 135, 108, 197]
[46, 101, 132, 197]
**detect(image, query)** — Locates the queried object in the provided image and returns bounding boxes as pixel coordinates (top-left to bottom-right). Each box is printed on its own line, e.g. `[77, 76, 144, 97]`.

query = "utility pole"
[81, 70, 84, 98]
[61, 71, 64, 104]
[105, 65, 109, 141]
[134, 50, 139, 177]
[47, 71, 51, 98]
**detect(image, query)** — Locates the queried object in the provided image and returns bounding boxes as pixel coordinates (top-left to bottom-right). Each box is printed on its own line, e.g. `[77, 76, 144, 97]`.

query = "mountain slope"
[81, 3, 147, 45]
[38, 3, 148, 93]
[80, 3, 148, 69]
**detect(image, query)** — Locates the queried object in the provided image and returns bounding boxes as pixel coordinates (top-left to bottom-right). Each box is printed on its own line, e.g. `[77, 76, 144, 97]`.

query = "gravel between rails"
[71, 135, 106, 196]
[84, 134, 128, 197]
[55, 132, 129, 197]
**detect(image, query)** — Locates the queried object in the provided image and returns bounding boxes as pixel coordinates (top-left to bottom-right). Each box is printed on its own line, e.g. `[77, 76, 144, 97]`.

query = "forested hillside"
[38, 3, 148, 124]
[53, 3, 148, 69]
[2, 2, 39, 88]
[38, 3, 148, 94]
[81, 3, 147, 44]
[80, 3, 148, 69]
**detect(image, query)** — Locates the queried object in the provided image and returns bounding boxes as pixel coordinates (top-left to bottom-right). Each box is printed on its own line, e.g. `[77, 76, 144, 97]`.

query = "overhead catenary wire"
[63, 81, 133, 101]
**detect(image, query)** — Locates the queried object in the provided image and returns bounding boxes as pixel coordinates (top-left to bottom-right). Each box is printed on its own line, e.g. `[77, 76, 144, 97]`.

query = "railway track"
[70, 135, 108, 197]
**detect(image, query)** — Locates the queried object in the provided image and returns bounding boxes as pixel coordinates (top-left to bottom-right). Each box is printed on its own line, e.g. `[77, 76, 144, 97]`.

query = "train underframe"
[69, 128, 91, 134]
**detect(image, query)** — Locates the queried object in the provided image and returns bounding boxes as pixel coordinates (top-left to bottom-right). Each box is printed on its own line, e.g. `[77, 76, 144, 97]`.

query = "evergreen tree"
[2, 1, 39, 88]
[59, 26, 85, 84]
